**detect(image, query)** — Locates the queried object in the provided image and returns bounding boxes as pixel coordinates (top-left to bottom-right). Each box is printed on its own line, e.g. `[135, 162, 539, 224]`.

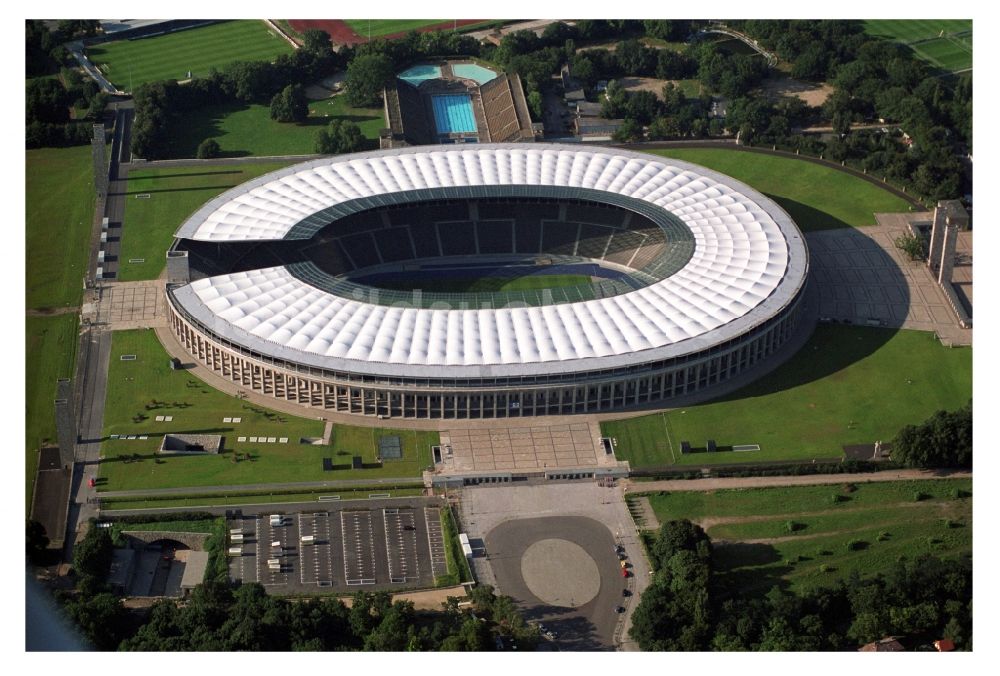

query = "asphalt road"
[484, 515, 625, 651]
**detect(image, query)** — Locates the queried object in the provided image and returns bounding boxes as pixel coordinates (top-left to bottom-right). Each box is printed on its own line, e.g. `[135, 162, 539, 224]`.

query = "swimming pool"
[398, 64, 442, 87]
[452, 63, 497, 84]
[432, 94, 477, 134]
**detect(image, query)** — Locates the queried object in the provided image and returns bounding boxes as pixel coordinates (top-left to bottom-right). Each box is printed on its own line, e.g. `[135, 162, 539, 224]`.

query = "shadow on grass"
[712, 542, 792, 599]
[766, 195, 852, 232]
[123, 184, 246, 196]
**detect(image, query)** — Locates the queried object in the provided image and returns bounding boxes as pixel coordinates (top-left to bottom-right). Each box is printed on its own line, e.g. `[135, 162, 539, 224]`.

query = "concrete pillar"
[927, 203, 946, 274]
[938, 223, 959, 285]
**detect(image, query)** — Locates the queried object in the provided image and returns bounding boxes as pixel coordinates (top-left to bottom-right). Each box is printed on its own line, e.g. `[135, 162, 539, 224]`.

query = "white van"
[231, 533, 244, 543]
[300, 535, 315, 545]
[269, 515, 283, 527]
[227, 547, 242, 556]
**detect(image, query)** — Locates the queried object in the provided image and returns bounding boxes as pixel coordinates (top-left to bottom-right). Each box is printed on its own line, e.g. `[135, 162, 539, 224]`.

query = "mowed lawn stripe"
[647, 149, 912, 231]
[25, 314, 79, 514]
[603, 326, 971, 467]
[98, 329, 436, 491]
[26, 146, 95, 309]
[87, 21, 293, 90]
[118, 161, 295, 281]
[163, 96, 383, 159]
[641, 479, 971, 594]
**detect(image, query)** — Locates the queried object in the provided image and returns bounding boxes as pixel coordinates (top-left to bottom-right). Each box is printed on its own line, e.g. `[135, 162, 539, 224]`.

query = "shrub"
[831, 493, 849, 504]
[196, 138, 221, 159]
[914, 491, 929, 502]
[846, 539, 868, 551]
[819, 564, 834, 573]
[877, 531, 891, 542]
[786, 521, 805, 533]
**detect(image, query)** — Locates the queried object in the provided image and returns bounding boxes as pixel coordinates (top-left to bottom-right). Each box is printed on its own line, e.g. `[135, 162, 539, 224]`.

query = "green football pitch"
[372, 274, 593, 294]
[86, 20, 294, 90]
[864, 20, 972, 72]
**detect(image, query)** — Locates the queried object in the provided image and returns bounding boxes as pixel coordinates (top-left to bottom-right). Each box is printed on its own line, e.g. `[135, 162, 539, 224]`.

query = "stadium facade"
[166, 144, 809, 419]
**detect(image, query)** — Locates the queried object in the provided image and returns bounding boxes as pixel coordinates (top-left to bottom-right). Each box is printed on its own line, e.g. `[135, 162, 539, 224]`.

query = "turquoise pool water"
[398, 64, 442, 87]
[432, 94, 477, 134]
[452, 63, 497, 84]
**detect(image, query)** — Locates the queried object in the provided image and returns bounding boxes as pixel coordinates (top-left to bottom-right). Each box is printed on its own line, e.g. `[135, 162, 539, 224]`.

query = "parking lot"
[226, 501, 441, 594]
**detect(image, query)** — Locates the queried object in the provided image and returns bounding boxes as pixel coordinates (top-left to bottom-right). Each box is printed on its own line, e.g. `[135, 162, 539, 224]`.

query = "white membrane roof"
[172, 144, 808, 377]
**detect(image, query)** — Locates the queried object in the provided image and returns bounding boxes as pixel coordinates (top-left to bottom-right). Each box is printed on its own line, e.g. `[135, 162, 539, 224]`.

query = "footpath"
[623, 468, 971, 494]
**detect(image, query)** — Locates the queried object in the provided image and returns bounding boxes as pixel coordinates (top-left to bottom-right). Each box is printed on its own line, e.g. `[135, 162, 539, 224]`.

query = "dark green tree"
[302, 28, 332, 55]
[196, 138, 221, 159]
[270, 84, 308, 123]
[345, 54, 394, 107]
[314, 118, 365, 154]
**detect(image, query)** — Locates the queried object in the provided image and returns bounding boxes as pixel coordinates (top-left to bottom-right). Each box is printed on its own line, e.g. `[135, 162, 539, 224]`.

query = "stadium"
[165, 144, 809, 419]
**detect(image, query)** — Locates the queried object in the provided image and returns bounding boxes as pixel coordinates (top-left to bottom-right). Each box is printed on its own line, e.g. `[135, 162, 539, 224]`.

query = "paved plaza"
[97, 280, 167, 330]
[439, 423, 608, 473]
[807, 218, 971, 345]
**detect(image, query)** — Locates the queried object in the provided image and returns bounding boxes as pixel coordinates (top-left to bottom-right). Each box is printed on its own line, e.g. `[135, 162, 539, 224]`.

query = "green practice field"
[87, 21, 294, 91]
[164, 95, 384, 160]
[98, 330, 436, 491]
[374, 274, 593, 293]
[345, 20, 446, 38]
[25, 314, 79, 514]
[648, 149, 913, 231]
[639, 479, 971, 594]
[26, 146, 95, 309]
[864, 20, 972, 72]
[118, 161, 294, 281]
[602, 326, 971, 468]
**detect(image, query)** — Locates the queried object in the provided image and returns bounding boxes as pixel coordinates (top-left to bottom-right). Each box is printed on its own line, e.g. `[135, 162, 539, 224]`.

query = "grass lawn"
[26, 146, 95, 309]
[863, 19, 971, 44]
[912, 37, 973, 72]
[97, 330, 436, 491]
[159, 95, 384, 160]
[639, 479, 971, 594]
[25, 314, 79, 514]
[603, 326, 971, 468]
[86, 20, 293, 91]
[863, 20, 972, 72]
[647, 149, 913, 231]
[345, 20, 446, 38]
[118, 161, 294, 281]
[374, 274, 593, 293]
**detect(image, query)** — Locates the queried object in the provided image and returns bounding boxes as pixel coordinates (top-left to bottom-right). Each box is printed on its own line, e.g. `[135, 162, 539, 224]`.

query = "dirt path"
[623, 469, 969, 495]
[26, 306, 79, 317]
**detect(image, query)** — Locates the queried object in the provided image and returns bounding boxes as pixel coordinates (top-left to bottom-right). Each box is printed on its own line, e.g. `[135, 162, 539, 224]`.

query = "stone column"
[938, 223, 959, 286]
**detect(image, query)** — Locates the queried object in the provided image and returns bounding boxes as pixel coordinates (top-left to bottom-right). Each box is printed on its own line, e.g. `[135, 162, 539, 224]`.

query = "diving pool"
[452, 63, 498, 84]
[398, 64, 442, 87]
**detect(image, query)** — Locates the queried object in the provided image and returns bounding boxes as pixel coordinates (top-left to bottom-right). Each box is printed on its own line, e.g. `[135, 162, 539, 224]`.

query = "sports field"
[639, 478, 971, 594]
[118, 161, 294, 281]
[97, 330, 436, 491]
[864, 20, 972, 72]
[345, 20, 446, 38]
[87, 20, 294, 91]
[648, 149, 913, 231]
[25, 314, 79, 514]
[159, 95, 383, 160]
[26, 146, 95, 309]
[373, 274, 593, 293]
[602, 326, 971, 468]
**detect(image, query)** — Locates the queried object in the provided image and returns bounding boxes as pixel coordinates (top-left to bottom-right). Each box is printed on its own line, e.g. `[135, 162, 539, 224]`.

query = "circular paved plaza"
[484, 515, 623, 650]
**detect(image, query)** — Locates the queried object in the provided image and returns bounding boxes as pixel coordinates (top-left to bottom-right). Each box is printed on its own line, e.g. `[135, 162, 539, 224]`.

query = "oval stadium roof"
[171, 144, 808, 377]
